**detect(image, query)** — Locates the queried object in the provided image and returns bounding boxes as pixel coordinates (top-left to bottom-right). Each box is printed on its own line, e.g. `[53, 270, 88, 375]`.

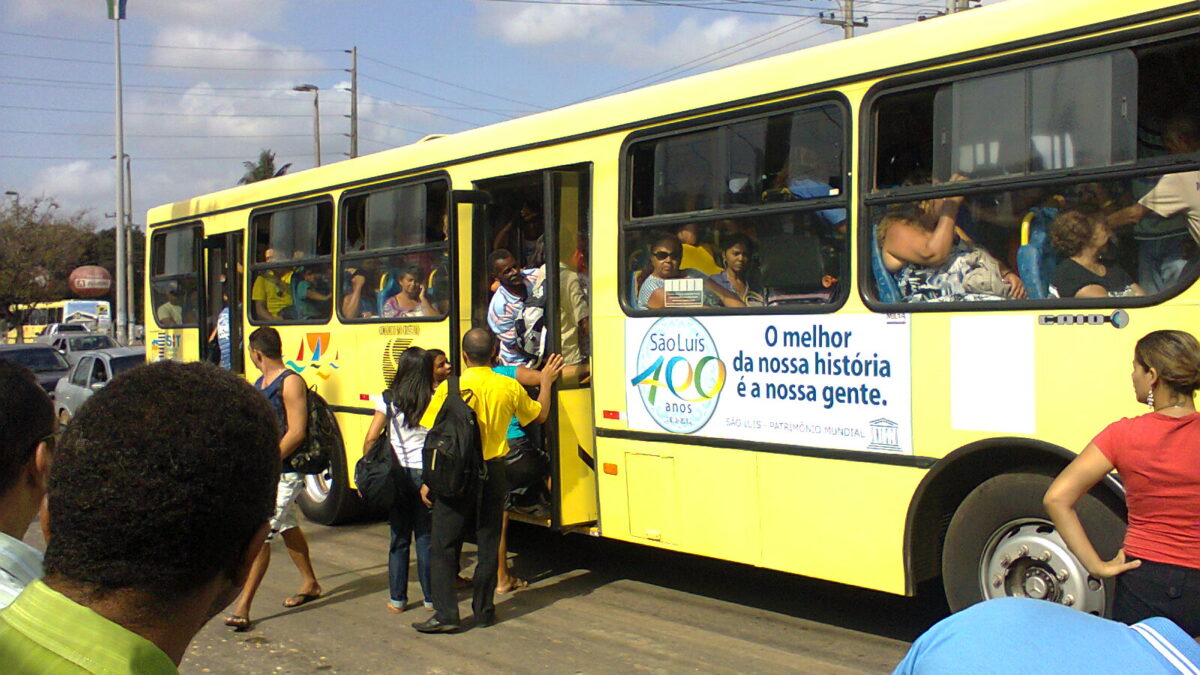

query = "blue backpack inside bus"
[1016, 206, 1060, 299]
[871, 226, 902, 303]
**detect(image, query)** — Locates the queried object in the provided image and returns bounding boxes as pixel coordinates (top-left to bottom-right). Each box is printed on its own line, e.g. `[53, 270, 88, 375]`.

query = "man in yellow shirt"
[0, 361, 280, 673]
[413, 328, 562, 633]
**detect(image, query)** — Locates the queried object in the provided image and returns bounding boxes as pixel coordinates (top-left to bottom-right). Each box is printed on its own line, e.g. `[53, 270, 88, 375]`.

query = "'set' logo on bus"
[630, 317, 725, 434]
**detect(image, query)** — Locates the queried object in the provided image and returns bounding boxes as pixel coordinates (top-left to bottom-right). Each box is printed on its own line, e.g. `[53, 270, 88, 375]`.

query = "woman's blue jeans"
[388, 467, 432, 606]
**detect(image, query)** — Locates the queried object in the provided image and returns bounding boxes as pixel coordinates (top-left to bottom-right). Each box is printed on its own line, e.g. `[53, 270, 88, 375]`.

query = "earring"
[1147, 389, 1155, 409]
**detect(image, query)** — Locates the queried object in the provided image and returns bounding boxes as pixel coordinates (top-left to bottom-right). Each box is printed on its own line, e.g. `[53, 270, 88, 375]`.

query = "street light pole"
[294, 84, 321, 167]
[111, 10, 128, 345]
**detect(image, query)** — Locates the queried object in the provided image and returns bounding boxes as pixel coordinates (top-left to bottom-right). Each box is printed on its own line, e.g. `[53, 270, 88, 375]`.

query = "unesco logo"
[630, 317, 725, 434]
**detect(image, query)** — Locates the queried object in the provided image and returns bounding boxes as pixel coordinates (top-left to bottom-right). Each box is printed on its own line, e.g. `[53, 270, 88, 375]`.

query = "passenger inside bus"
[294, 265, 333, 320]
[877, 188, 1026, 303]
[673, 223, 721, 275]
[707, 233, 765, 306]
[155, 284, 184, 327]
[381, 265, 437, 318]
[342, 258, 382, 319]
[1050, 211, 1145, 298]
[492, 200, 544, 267]
[635, 233, 745, 310]
[252, 248, 295, 321]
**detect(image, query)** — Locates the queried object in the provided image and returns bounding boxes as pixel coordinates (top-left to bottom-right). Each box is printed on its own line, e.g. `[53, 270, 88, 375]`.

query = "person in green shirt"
[0, 361, 280, 673]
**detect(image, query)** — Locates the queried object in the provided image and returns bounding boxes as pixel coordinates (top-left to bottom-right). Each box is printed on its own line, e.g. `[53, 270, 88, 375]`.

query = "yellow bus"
[145, 0, 1200, 615]
[4, 299, 112, 342]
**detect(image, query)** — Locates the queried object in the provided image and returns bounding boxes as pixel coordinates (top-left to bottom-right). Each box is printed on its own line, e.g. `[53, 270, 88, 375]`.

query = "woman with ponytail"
[362, 347, 435, 613]
[1045, 330, 1200, 634]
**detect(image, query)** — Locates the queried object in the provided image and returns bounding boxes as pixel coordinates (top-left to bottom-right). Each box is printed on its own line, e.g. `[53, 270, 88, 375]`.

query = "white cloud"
[149, 26, 330, 80]
[29, 161, 114, 220]
[478, 0, 642, 47]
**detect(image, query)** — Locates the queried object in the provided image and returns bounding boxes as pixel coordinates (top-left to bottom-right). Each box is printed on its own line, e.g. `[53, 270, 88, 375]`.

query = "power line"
[360, 55, 545, 111]
[0, 50, 342, 72]
[0, 154, 308, 161]
[0, 104, 312, 118]
[0, 29, 344, 53]
[0, 129, 331, 139]
[359, 74, 503, 124]
[359, 117, 440, 137]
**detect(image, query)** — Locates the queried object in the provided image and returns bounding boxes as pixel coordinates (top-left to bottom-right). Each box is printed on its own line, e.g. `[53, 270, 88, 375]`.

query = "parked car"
[49, 333, 119, 364]
[54, 347, 146, 424]
[36, 322, 90, 342]
[0, 343, 72, 397]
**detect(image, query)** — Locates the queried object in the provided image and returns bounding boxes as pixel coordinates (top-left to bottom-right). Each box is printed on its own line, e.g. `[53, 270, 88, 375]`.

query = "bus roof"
[147, 0, 1186, 225]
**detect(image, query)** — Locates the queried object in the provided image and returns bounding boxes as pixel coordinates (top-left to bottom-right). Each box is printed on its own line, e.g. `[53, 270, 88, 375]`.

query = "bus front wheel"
[297, 441, 364, 525]
[941, 472, 1124, 616]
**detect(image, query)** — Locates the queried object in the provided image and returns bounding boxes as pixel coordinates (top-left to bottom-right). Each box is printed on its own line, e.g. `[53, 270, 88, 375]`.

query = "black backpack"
[288, 385, 337, 474]
[354, 393, 398, 511]
[421, 376, 485, 499]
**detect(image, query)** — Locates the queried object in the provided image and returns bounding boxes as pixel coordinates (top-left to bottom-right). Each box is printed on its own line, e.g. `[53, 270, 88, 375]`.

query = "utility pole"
[347, 47, 358, 159]
[109, 0, 127, 346]
[123, 156, 135, 338]
[820, 0, 868, 39]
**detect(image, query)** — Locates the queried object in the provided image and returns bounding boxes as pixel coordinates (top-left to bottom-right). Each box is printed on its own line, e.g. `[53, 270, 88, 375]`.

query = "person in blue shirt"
[895, 598, 1200, 674]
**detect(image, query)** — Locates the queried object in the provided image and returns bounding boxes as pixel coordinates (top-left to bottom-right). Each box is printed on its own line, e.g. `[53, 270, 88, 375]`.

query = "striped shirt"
[0, 532, 42, 610]
[0, 579, 177, 673]
[486, 270, 536, 366]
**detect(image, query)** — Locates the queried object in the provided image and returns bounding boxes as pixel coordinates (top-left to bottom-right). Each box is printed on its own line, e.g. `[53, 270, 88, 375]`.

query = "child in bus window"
[1050, 211, 1145, 298]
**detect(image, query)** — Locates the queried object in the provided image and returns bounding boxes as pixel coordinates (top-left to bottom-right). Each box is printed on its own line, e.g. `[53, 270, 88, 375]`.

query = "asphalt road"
[171, 519, 948, 674]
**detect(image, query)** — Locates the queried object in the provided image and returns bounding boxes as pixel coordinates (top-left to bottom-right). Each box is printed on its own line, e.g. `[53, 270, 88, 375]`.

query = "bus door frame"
[199, 231, 244, 374]
[542, 165, 598, 529]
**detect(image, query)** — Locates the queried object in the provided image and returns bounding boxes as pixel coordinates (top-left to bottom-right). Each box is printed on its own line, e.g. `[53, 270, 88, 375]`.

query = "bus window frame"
[858, 28, 1200, 314]
[148, 221, 203, 330]
[246, 196, 336, 327]
[335, 173, 452, 324]
[618, 92, 853, 317]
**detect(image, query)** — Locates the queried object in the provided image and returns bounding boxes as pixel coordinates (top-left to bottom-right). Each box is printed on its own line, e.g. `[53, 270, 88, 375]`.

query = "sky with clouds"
[0, 0, 1001, 226]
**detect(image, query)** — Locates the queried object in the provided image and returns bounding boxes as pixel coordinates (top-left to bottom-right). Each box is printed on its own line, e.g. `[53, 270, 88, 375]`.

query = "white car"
[54, 347, 146, 425]
[49, 333, 119, 364]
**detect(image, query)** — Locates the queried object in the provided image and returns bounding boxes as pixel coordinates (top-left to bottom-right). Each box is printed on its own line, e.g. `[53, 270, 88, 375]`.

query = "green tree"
[0, 198, 94, 342]
[238, 149, 292, 185]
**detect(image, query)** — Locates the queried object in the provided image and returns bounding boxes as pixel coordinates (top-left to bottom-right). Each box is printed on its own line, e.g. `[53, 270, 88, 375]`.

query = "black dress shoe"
[476, 613, 496, 628]
[412, 617, 461, 634]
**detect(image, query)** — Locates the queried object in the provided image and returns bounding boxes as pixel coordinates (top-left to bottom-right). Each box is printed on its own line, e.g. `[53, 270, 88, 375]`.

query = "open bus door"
[543, 168, 598, 529]
[471, 166, 598, 529]
[199, 232, 244, 374]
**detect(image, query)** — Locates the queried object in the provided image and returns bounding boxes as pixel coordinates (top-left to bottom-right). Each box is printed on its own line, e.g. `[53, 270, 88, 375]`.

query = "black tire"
[942, 472, 1125, 615]
[297, 431, 365, 525]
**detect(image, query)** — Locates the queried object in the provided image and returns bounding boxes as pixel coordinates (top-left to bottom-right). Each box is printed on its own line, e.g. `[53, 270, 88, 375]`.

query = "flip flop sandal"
[224, 615, 252, 632]
[282, 592, 321, 608]
[497, 577, 528, 595]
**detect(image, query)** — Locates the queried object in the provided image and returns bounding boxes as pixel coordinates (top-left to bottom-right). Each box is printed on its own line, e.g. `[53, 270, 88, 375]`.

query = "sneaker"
[423, 600, 434, 610]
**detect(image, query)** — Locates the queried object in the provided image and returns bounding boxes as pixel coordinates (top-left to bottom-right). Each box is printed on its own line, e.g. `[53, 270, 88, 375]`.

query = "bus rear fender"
[903, 438, 1126, 595]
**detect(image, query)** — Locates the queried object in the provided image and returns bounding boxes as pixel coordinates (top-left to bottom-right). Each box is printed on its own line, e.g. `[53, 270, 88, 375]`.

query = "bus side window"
[338, 179, 449, 321]
[249, 202, 333, 324]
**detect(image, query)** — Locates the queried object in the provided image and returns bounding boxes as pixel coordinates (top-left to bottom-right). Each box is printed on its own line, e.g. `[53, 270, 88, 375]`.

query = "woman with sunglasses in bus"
[636, 232, 744, 310]
[1045, 330, 1200, 635]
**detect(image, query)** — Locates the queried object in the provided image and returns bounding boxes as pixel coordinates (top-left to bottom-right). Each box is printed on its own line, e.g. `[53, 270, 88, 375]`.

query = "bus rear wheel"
[297, 437, 364, 525]
[942, 472, 1124, 615]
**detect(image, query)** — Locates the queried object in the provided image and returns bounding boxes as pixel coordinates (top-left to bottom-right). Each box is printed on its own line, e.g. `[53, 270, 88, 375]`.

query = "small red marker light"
[603, 463, 618, 476]
[360, 394, 370, 401]
[603, 410, 621, 420]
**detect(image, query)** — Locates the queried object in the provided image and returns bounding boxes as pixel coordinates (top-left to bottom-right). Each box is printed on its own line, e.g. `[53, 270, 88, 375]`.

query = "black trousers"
[429, 459, 507, 624]
[1114, 558, 1200, 637]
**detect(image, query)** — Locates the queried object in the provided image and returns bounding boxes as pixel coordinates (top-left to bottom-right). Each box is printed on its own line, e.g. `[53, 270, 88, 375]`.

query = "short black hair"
[43, 361, 280, 605]
[488, 249, 515, 275]
[0, 360, 54, 495]
[462, 327, 497, 364]
[249, 325, 283, 360]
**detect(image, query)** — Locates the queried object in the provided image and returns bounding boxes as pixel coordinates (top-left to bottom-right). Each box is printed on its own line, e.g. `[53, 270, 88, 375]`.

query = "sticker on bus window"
[663, 277, 704, 308]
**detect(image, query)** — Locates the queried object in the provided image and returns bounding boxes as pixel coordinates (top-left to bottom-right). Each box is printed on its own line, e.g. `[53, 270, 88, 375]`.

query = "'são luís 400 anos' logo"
[630, 317, 725, 433]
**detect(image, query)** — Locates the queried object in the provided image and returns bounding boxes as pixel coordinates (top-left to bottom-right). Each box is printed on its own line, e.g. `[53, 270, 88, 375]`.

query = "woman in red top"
[1045, 330, 1200, 635]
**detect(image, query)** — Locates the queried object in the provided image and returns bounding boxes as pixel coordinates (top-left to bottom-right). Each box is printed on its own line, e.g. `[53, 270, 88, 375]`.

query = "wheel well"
[904, 438, 1127, 594]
